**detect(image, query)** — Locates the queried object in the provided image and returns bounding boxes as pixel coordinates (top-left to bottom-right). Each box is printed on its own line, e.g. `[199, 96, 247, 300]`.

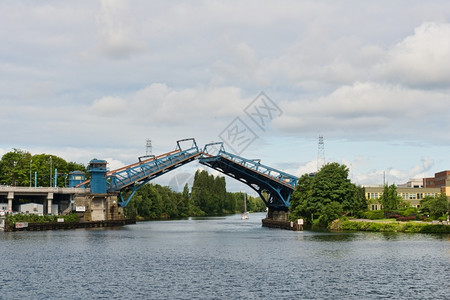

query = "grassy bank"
[330, 219, 450, 234]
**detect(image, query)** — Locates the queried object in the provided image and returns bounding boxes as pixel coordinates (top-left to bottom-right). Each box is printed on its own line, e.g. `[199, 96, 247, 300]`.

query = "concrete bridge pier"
[7, 192, 13, 212]
[47, 193, 53, 215]
[262, 208, 302, 231]
[266, 208, 290, 222]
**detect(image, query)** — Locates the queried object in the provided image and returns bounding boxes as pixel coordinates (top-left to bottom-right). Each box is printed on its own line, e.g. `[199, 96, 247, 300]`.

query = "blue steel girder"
[108, 138, 201, 207]
[199, 142, 298, 211]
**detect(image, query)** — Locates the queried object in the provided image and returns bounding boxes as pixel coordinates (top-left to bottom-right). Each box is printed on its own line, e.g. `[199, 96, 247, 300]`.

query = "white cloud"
[104, 158, 126, 172]
[374, 22, 450, 87]
[90, 96, 127, 116]
[294, 159, 319, 177]
[274, 81, 450, 142]
[96, 0, 145, 59]
[355, 156, 434, 186]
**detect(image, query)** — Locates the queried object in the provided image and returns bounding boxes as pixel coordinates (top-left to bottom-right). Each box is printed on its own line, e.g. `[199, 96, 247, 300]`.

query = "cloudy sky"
[1, 0, 450, 192]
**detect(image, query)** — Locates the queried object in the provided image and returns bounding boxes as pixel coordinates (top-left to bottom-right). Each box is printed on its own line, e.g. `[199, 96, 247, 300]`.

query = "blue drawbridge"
[80, 138, 297, 211]
[198, 142, 298, 211]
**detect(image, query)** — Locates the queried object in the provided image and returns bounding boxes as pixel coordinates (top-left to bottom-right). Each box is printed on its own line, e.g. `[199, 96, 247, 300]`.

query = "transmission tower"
[146, 139, 152, 156]
[317, 135, 325, 171]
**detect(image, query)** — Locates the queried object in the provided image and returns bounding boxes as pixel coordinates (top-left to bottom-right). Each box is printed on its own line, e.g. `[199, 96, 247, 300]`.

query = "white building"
[19, 203, 44, 216]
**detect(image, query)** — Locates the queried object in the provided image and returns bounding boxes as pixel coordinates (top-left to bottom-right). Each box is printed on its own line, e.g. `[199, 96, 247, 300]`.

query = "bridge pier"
[73, 193, 121, 222]
[47, 192, 53, 215]
[266, 208, 289, 222]
[7, 192, 13, 212]
[262, 208, 302, 231]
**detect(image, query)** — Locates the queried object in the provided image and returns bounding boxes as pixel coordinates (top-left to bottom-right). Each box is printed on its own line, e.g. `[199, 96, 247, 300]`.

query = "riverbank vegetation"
[289, 162, 449, 230]
[330, 219, 450, 234]
[5, 213, 80, 225]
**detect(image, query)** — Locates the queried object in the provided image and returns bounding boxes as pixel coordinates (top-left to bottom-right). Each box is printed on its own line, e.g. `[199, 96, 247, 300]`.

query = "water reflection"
[303, 232, 357, 242]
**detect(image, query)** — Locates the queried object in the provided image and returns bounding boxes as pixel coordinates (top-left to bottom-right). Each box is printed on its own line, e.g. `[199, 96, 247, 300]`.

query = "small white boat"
[241, 194, 249, 220]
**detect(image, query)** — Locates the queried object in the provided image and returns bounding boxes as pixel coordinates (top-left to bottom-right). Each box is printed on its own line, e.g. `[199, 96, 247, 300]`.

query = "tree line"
[124, 169, 266, 219]
[0, 149, 86, 187]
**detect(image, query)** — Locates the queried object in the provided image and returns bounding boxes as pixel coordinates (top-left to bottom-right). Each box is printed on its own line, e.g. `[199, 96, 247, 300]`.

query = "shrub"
[6, 213, 80, 225]
[364, 210, 384, 220]
[400, 207, 418, 217]
[388, 214, 402, 219]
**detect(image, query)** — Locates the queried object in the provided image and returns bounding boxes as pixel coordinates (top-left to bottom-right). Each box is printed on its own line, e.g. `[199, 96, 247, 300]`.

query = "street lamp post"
[12, 160, 17, 186]
[29, 159, 33, 187]
[49, 156, 52, 187]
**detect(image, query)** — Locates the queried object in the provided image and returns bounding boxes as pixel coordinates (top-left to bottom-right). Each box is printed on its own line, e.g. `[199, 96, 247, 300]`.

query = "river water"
[1, 213, 449, 299]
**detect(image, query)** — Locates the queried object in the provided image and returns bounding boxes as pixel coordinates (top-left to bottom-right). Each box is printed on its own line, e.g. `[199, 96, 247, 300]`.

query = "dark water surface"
[1, 213, 449, 299]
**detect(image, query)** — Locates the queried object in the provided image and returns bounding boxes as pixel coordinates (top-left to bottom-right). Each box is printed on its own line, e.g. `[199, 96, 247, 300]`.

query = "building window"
[369, 193, 379, 199]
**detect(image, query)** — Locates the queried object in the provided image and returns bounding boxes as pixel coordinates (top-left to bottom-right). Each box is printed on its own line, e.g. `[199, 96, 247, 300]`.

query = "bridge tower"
[88, 159, 108, 194]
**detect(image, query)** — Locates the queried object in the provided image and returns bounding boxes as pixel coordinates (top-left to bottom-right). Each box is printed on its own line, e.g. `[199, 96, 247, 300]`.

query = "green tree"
[0, 149, 32, 186]
[290, 162, 367, 226]
[0, 149, 87, 187]
[420, 193, 449, 219]
[317, 201, 343, 227]
[350, 185, 367, 217]
[177, 183, 191, 217]
[380, 184, 402, 211]
[289, 173, 314, 221]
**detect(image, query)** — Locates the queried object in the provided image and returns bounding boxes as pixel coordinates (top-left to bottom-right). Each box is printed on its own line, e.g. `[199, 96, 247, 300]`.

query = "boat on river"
[241, 194, 249, 220]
